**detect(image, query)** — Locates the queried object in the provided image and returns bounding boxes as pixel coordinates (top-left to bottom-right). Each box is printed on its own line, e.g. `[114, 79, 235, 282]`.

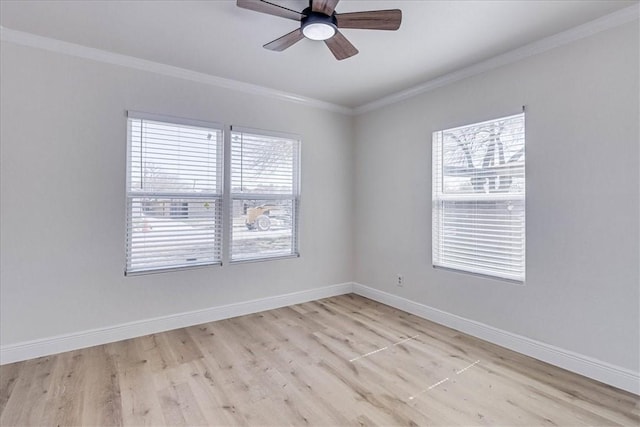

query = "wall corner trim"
[0, 282, 354, 365]
[352, 283, 640, 395]
[0, 26, 354, 116]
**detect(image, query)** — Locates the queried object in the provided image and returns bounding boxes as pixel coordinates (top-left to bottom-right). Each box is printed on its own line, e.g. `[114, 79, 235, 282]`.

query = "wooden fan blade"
[263, 28, 305, 51]
[236, 0, 303, 21]
[336, 9, 401, 30]
[312, 0, 339, 16]
[324, 31, 358, 60]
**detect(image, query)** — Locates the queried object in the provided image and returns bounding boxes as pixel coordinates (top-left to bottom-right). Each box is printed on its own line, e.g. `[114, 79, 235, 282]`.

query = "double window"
[125, 112, 300, 275]
[432, 113, 525, 282]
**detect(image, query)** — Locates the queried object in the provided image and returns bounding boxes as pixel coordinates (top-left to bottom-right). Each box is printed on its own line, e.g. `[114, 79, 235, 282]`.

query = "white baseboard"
[352, 283, 639, 395]
[0, 282, 353, 365]
[3, 281, 637, 395]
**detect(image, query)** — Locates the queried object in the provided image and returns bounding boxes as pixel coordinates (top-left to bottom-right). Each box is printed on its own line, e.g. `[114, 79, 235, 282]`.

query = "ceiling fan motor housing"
[301, 9, 338, 40]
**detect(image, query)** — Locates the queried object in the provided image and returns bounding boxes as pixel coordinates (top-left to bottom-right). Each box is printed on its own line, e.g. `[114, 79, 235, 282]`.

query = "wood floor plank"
[41, 350, 88, 426]
[0, 363, 20, 415]
[181, 358, 251, 426]
[157, 380, 207, 426]
[79, 345, 122, 426]
[108, 339, 166, 426]
[0, 356, 55, 426]
[1, 294, 638, 426]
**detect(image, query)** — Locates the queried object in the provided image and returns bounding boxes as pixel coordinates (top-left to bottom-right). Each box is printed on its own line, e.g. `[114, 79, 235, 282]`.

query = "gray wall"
[0, 42, 354, 344]
[354, 22, 639, 372]
[2, 20, 638, 376]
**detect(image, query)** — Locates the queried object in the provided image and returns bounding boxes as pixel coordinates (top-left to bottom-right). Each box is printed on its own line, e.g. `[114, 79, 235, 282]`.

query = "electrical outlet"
[397, 274, 403, 287]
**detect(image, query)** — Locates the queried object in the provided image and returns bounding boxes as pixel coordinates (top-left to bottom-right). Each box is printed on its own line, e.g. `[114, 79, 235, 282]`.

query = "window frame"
[226, 126, 301, 264]
[125, 111, 224, 275]
[432, 112, 526, 283]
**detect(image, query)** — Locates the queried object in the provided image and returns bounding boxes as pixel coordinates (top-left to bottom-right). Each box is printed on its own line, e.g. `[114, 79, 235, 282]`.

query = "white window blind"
[230, 128, 300, 262]
[432, 113, 525, 282]
[126, 113, 223, 274]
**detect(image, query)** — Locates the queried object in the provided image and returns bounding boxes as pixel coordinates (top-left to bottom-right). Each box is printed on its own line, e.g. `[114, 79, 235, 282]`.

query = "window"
[230, 128, 300, 262]
[432, 113, 525, 282]
[126, 112, 223, 274]
[125, 113, 301, 274]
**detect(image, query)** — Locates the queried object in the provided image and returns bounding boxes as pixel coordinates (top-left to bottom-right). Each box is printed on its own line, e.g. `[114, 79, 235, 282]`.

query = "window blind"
[432, 113, 525, 282]
[230, 128, 300, 262]
[126, 113, 223, 274]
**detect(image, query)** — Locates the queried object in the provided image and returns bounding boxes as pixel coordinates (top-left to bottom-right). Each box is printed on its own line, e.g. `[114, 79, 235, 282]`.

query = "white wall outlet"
[397, 274, 403, 287]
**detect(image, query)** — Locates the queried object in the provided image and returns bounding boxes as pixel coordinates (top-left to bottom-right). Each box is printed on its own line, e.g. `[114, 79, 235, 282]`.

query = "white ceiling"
[1, 0, 636, 108]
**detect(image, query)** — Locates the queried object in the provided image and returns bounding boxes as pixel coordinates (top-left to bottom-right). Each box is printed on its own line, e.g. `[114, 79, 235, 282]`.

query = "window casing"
[125, 114, 301, 274]
[126, 112, 223, 274]
[229, 128, 300, 262]
[432, 113, 525, 282]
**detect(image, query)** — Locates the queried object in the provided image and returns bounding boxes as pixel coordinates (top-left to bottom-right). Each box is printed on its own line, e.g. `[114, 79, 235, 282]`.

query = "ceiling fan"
[236, 0, 402, 60]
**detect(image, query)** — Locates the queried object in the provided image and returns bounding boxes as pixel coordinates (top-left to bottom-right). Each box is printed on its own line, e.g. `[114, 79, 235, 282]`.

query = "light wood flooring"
[1, 294, 638, 426]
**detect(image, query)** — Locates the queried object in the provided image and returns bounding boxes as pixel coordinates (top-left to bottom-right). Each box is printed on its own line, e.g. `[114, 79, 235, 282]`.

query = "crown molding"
[354, 3, 640, 115]
[2, 3, 638, 117]
[0, 26, 354, 116]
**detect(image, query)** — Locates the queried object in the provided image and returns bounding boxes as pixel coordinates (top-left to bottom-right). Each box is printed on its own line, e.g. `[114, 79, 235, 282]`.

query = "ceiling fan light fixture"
[301, 11, 337, 41]
[302, 22, 335, 40]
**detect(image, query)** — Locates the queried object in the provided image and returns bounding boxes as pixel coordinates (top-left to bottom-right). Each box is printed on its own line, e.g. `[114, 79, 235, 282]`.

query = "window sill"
[433, 264, 524, 285]
[229, 253, 300, 265]
[125, 262, 222, 276]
